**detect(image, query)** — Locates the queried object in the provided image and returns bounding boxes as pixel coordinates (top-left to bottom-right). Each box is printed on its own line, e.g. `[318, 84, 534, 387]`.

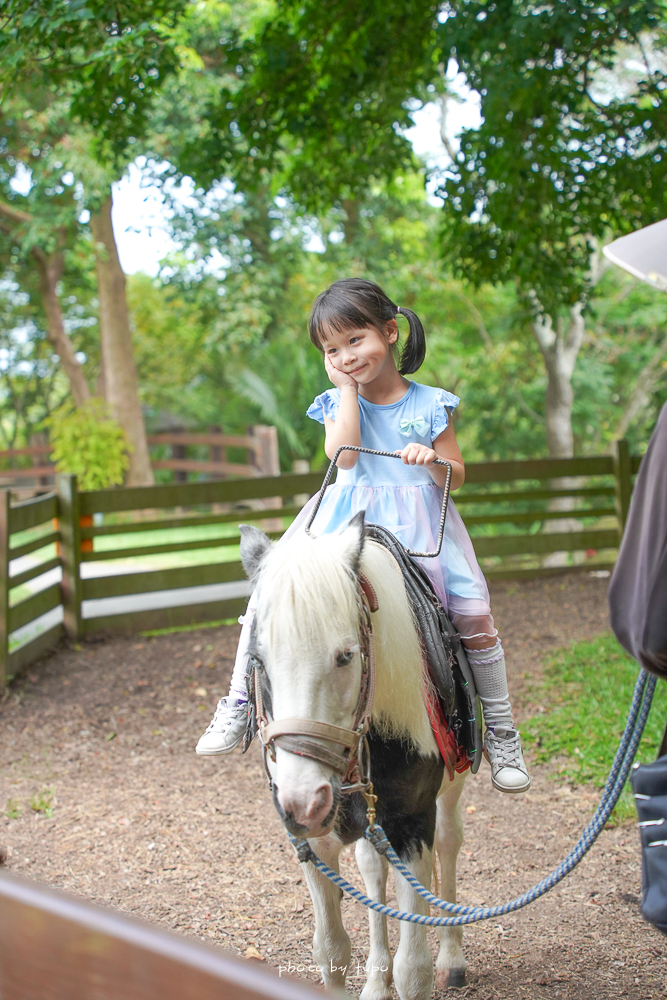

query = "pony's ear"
[240, 524, 271, 582]
[339, 510, 366, 576]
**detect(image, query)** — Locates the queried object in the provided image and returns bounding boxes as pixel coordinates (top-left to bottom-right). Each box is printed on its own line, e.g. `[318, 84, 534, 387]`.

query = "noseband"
[253, 573, 379, 798]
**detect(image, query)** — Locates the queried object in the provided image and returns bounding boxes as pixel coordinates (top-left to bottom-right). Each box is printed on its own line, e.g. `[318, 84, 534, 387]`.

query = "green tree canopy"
[440, 0, 667, 314]
[0, 0, 188, 163]
[170, 0, 437, 206]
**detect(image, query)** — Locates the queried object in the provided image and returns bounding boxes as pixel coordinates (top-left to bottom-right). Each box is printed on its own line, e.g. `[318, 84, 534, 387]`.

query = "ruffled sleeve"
[431, 388, 460, 439]
[306, 389, 340, 424]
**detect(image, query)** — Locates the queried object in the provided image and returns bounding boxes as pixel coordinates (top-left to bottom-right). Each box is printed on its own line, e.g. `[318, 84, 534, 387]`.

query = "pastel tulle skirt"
[282, 482, 491, 619]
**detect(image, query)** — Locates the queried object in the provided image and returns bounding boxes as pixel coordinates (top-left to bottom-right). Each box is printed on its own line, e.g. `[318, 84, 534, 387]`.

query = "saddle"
[365, 525, 482, 776]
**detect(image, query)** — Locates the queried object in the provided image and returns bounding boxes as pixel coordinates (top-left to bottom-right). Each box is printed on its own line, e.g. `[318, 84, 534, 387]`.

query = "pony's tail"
[396, 306, 426, 375]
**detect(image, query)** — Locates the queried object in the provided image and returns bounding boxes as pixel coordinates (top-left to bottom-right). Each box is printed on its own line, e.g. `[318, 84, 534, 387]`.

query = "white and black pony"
[241, 513, 467, 999]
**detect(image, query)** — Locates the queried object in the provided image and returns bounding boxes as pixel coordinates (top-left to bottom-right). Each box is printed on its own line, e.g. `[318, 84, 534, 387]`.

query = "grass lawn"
[89, 517, 296, 569]
[91, 522, 245, 568]
[522, 633, 667, 821]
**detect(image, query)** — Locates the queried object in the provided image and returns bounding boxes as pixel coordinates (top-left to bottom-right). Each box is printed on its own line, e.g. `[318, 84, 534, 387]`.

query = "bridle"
[252, 572, 380, 820]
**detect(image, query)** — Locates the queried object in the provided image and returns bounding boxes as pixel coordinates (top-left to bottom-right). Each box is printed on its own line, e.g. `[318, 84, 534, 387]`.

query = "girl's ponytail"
[396, 306, 426, 375]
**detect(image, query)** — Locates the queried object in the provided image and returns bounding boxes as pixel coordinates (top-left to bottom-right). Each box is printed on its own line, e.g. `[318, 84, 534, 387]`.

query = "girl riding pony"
[197, 278, 530, 794]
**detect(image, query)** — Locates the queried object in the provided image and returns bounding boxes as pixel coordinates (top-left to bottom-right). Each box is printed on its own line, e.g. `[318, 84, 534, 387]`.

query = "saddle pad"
[365, 524, 482, 774]
[631, 755, 667, 936]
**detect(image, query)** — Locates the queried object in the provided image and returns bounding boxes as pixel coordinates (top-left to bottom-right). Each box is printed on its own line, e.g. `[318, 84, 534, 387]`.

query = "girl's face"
[321, 323, 398, 385]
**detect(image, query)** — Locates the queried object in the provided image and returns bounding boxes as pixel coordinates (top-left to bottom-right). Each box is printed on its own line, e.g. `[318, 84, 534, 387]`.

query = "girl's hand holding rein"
[397, 442, 456, 490]
[398, 443, 439, 466]
[401, 424, 466, 491]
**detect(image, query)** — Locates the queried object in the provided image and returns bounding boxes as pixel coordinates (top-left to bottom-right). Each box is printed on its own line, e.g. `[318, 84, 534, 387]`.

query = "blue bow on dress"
[398, 416, 430, 437]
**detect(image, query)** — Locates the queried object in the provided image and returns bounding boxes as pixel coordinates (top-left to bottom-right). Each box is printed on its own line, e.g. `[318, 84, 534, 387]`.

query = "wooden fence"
[0, 425, 280, 497]
[0, 871, 324, 1000]
[0, 441, 639, 685]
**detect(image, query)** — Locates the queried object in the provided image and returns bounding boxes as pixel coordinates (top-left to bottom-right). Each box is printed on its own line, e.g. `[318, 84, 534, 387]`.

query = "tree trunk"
[532, 303, 586, 565]
[0, 200, 90, 408]
[532, 303, 585, 459]
[614, 332, 667, 440]
[90, 192, 154, 486]
[31, 247, 91, 407]
[529, 248, 606, 458]
[341, 199, 361, 243]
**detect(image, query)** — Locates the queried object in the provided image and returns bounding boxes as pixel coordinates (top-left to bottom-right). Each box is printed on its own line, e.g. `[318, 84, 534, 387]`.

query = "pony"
[240, 512, 467, 999]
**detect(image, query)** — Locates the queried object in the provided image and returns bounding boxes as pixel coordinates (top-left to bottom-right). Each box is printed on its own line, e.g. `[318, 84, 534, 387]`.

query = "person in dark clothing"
[608, 402, 667, 683]
[605, 220, 667, 937]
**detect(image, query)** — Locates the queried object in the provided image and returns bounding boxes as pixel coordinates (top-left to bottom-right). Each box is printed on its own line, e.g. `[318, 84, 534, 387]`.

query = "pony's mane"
[361, 540, 436, 754]
[256, 531, 436, 756]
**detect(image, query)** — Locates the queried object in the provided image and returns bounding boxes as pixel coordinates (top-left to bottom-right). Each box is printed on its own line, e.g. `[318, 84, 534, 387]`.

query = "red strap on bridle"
[359, 572, 379, 613]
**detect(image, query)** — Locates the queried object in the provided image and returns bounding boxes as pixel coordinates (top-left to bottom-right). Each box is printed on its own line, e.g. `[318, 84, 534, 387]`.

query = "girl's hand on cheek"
[398, 444, 439, 466]
[325, 353, 358, 390]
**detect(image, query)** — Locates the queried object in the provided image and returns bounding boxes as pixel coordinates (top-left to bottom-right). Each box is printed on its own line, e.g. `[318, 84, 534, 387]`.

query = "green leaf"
[45, 398, 131, 489]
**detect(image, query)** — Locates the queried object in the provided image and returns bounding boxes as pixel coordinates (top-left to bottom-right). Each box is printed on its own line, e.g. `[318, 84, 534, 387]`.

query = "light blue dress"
[290, 381, 490, 618]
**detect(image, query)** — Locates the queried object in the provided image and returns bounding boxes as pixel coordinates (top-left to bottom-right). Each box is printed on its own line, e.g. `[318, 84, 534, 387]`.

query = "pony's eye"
[336, 650, 354, 668]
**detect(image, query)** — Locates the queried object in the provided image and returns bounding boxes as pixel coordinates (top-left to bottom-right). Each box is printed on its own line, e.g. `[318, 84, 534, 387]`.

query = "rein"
[290, 669, 658, 926]
[253, 572, 380, 819]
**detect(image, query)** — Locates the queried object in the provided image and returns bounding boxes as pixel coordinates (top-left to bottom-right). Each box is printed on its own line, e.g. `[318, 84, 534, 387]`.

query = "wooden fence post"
[0, 490, 10, 686]
[172, 428, 187, 483]
[612, 438, 632, 538]
[209, 424, 225, 477]
[250, 425, 280, 476]
[57, 474, 83, 641]
[250, 426, 282, 529]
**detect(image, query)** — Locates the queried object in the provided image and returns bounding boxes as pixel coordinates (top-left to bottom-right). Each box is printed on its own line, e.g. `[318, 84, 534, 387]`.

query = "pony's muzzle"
[267, 738, 346, 836]
[274, 774, 340, 838]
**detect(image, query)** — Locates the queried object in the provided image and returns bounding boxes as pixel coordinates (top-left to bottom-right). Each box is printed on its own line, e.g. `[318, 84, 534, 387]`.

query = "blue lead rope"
[291, 669, 657, 926]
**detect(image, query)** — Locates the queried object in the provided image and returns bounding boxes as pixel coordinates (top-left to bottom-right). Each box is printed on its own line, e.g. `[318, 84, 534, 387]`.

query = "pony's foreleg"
[392, 845, 434, 1000]
[355, 836, 393, 1000]
[434, 773, 467, 990]
[303, 833, 351, 990]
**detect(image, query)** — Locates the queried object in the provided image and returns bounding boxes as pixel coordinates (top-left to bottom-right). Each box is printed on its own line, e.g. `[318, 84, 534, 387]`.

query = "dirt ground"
[1, 571, 666, 999]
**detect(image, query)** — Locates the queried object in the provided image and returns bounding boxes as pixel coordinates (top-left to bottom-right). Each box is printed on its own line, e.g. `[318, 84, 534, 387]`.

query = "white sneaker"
[196, 696, 248, 755]
[484, 726, 531, 793]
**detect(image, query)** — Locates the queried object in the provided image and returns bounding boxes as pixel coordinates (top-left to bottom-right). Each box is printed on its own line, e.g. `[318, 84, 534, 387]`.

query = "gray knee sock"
[465, 641, 514, 730]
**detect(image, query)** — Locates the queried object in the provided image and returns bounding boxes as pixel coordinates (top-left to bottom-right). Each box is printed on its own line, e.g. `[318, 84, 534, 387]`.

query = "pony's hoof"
[435, 967, 466, 990]
[448, 968, 466, 989]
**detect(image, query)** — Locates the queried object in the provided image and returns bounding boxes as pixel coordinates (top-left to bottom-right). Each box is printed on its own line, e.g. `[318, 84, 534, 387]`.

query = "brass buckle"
[363, 784, 378, 828]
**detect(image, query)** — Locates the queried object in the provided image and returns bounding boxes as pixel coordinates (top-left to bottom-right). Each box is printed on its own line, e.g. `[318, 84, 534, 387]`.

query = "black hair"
[309, 278, 426, 375]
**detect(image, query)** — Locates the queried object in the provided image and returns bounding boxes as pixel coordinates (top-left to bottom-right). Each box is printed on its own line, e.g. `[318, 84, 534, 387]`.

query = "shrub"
[46, 398, 131, 489]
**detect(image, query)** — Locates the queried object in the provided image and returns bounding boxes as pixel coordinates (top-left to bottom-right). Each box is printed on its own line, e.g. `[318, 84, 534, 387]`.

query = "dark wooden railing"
[0, 871, 323, 1000]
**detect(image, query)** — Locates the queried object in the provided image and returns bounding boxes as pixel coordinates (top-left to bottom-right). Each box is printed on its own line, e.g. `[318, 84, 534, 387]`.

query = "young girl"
[197, 278, 530, 794]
